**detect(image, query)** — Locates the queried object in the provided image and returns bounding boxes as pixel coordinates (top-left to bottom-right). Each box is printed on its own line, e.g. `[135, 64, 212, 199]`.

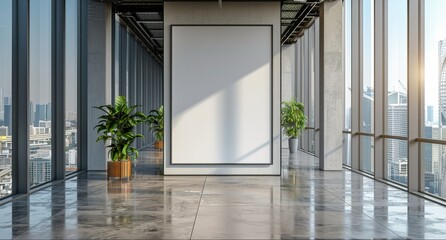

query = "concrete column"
[407, 0, 421, 192]
[350, 0, 360, 171]
[318, 0, 343, 170]
[86, 1, 112, 170]
[374, 0, 384, 179]
[281, 44, 296, 149]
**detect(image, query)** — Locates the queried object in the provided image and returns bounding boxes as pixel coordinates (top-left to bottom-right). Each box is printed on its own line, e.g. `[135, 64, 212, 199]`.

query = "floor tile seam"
[318, 178, 406, 239]
[345, 206, 406, 239]
[189, 176, 207, 240]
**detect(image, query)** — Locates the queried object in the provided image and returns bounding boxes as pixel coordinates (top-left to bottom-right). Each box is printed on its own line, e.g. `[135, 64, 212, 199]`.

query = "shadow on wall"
[171, 26, 277, 165]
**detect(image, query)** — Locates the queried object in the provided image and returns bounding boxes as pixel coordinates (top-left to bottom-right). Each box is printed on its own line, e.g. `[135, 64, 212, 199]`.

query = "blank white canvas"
[171, 26, 272, 164]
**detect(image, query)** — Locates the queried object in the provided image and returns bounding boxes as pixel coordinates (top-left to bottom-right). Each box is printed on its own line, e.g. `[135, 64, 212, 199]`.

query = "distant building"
[427, 105, 434, 123]
[39, 120, 51, 129]
[387, 91, 407, 170]
[438, 39, 446, 197]
[4, 105, 11, 134]
[0, 126, 8, 136]
[389, 158, 407, 184]
[0, 88, 3, 120]
[34, 104, 47, 127]
[424, 126, 433, 173]
[438, 40, 446, 126]
[65, 149, 77, 166]
[66, 111, 77, 122]
[31, 126, 46, 135]
[3, 97, 10, 106]
[46, 103, 51, 121]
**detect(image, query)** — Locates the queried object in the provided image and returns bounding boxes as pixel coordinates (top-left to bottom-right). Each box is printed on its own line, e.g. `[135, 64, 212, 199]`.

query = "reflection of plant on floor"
[146, 105, 164, 149]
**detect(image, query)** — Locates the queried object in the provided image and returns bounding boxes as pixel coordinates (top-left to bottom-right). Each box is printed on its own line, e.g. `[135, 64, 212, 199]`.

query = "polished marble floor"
[1, 150, 446, 239]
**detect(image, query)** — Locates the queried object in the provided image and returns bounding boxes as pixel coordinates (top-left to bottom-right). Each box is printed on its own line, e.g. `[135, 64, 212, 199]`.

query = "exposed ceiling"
[114, 0, 164, 63]
[113, 0, 321, 62]
[281, 0, 320, 44]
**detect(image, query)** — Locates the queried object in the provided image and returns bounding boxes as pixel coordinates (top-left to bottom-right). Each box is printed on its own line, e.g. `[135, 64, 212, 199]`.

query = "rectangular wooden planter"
[107, 160, 132, 180]
[154, 140, 164, 149]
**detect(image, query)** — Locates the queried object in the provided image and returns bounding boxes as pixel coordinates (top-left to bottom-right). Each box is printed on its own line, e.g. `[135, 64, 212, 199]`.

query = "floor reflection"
[0, 150, 445, 239]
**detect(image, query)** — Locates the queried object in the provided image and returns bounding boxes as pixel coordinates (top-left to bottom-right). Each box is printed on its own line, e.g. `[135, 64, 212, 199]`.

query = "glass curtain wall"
[360, 0, 374, 173]
[423, 0, 446, 199]
[343, 0, 352, 167]
[113, 19, 164, 150]
[0, 0, 12, 198]
[29, 0, 53, 187]
[384, 0, 408, 185]
[0, 0, 84, 199]
[295, 20, 319, 155]
[341, 0, 446, 202]
[65, 0, 79, 174]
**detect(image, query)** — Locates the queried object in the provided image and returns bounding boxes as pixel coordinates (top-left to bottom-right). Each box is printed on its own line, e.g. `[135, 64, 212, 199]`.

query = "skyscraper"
[438, 40, 446, 126]
[0, 88, 3, 117]
[3, 97, 9, 106]
[387, 91, 408, 183]
[46, 103, 51, 120]
[4, 104, 11, 134]
[427, 105, 434, 123]
[438, 39, 446, 197]
[34, 104, 47, 127]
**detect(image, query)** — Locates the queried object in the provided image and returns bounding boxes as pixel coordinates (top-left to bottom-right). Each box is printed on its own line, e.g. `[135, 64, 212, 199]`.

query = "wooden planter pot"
[154, 140, 164, 149]
[107, 160, 132, 180]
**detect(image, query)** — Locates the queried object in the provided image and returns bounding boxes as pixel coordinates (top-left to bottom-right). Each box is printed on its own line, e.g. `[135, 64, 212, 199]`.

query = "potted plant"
[146, 105, 164, 149]
[94, 96, 146, 180]
[281, 99, 307, 153]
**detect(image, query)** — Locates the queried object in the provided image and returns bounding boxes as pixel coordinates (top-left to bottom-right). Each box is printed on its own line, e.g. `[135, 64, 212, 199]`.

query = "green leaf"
[280, 99, 307, 138]
[94, 95, 147, 162]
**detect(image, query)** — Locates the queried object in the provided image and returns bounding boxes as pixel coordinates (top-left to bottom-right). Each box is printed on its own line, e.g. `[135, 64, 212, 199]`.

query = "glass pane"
[0, 0, 12, 198]
[65, 0, 78, 174]
[385, 139, 408, 185]
[309, 23, 315, 129]
[344, 0, 352, 130]
[386, 0, 407, 137]
[343, 133, 352, 166]
[361, 136, 374, 173]
[424, 0, 446, 138]
[361, 0, 374, 133]
[309, 129, 315, 154]
[422, 143, 446, 199]
[29, 0, 52, 187]
[114, 19, 120, 100]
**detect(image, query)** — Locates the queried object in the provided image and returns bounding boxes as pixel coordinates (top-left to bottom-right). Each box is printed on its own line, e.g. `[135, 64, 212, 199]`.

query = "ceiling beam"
[118, 13, 163, 64]
[281, 2, 317, 44]
[115, 4, 163, 14]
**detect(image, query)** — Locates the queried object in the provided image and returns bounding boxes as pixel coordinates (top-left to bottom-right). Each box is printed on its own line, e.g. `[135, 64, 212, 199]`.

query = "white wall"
[164, 2, 281, 175]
